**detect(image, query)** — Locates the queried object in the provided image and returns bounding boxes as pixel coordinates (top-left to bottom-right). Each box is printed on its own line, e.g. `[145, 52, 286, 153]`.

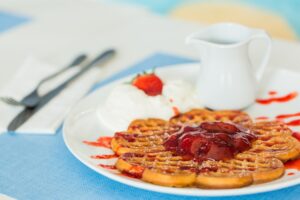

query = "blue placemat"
[0, 11, 30, 33]
[0, 53, 299, 200]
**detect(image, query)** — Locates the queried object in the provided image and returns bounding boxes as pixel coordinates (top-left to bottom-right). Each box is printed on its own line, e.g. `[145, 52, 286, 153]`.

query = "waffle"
[170, 109, 253, 127]
[112, 109, 300, 189]
[249, 121, 300, 162]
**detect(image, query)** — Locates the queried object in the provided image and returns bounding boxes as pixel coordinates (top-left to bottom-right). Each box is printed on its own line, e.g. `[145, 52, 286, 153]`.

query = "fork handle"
[20, 54, 87, 107]
[57, 49, 115, 89]
[23, 49, 114, 108]
[38, 54, 87, 87]
[38, 49, 116, 104]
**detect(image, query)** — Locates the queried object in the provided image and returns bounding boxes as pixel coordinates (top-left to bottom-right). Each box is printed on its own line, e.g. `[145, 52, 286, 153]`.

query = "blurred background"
[1, 0, 300, 40]
[112, 0, 299, 40]
[0, 0, 300, 87]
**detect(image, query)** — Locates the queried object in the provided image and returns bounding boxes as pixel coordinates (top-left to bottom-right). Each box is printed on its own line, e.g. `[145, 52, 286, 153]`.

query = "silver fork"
[0, 54, 87, 108]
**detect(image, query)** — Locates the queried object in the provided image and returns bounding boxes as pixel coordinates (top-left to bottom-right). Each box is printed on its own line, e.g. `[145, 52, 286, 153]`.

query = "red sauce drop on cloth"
[256, 91, 298, 105]
[83, 136, 112, 149]
[285, 159, 300, 170]
[164, 122, 257, 162]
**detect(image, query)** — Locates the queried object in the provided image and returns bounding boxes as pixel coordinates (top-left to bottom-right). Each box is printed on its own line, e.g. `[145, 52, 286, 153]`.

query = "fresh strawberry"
[132, 73, 163, 96]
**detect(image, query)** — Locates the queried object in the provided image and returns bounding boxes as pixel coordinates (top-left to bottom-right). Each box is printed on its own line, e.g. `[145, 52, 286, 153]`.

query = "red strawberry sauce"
[285, 159, 300, 171]
[83, 136, 112, 149]
[91, 154, 118, 159]
[164, 122, 257, 162]
[256, 91, 298, 105]
[98, 164, 116, 170]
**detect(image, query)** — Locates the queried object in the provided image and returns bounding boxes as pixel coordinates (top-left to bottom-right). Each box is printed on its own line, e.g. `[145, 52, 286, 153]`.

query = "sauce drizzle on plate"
[98, 164, 116, 170]
[256, 116, 269, 120]
[83, 136, 113, 149]
[268, 91, 277, 96]
[276, 112, 300, 119]
[83, 136, 117, 170]
[256, 91, 298, 105]
[285, 159, 300, 171]
[287, 172, 295, 176]
[286, 119, 300, 126]
[91, 154, 118, 159]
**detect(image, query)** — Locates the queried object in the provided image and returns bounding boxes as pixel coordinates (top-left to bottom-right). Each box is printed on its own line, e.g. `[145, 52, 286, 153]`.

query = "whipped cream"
[97, 79, 202, 131]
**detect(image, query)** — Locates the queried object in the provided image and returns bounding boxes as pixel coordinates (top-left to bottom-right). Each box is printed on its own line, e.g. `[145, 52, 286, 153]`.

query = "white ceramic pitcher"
[186, 23, 272, 110]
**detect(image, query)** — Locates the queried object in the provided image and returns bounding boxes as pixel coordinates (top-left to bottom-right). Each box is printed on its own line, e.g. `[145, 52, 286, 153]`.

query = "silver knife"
[7, 49, 116, 131]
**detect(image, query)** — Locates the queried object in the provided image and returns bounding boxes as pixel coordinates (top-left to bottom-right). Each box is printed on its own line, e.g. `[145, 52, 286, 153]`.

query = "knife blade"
[7, 49, 116, 131]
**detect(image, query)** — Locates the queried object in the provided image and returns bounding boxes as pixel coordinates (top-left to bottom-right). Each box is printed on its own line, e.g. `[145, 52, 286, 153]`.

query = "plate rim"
[63, 63, 300, 197]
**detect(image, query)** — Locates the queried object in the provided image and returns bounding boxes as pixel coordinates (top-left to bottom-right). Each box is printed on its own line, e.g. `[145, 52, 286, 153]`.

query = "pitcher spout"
[185, 32, 210, 47]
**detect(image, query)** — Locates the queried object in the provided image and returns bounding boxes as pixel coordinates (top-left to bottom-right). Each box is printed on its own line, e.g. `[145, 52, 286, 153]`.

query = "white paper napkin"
[0, 56, 101, 134]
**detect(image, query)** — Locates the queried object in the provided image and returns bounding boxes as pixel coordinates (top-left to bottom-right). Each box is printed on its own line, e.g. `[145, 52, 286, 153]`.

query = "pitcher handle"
[249, 31, 272, 82]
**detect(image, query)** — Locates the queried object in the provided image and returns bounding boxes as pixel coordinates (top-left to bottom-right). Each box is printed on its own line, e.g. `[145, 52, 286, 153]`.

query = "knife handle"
[45, 49, 116, 99]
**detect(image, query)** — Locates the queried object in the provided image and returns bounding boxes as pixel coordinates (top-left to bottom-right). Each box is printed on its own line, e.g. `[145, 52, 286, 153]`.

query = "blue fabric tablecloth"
[0, 11, 30, 33]
[0, 53, 299, 200]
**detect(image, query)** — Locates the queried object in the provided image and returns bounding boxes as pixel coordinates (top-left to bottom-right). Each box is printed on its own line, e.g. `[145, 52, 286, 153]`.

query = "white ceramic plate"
[63, 63, 300, 197]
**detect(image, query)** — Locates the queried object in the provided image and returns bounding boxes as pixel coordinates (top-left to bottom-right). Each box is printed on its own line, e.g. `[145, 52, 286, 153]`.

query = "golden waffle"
[249, 121, 300, 162]
[112, 109, 300, 189]
[170, 109, 253, 127]
[111, 119, 175, 155]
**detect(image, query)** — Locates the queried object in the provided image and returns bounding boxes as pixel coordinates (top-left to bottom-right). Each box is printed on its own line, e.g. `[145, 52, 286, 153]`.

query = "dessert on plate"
[112, 109, 300, 188]
[97, 72, 201, 131]
[94, 72, 300, 189]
